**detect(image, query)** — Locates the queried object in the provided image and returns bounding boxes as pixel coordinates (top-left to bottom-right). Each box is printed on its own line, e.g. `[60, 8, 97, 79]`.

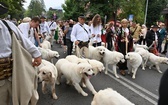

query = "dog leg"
[132, 68, 137, 79]
[42, 81, 47, 94]
[66, 79, 72, 85]
[73, 82, 88, 96]
[149, 64, 153, 69]
[51, 82, 58, 99]
[141, 60, 145, 70]
[144, 58, 148, 68]
[127, 67, 131, 74]
[56, 72, 62, 85]
[82, 82, 86, 88]
[112, 65, 119, 78]
[105, 63, 108, 74]
[76, 46, 81, 58]
[51, 58, 54, 64]
[84, 78, 97, 95]
[30, 90, 39, 105]
[156, 65, 162, 73]
[56, 80, 60, 85]
[81, 78, 86, 88]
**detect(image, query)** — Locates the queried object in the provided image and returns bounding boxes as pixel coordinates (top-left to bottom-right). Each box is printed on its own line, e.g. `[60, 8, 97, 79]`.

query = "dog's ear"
[48, 72, 55, 78]
[79, 67, 85, 74]
[128, 54, 133, 60]
[115, 57, 120, 62]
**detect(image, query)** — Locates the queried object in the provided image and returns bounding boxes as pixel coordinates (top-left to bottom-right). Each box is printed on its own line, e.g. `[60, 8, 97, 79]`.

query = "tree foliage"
[146, 0, 167, 27]
[0, 0, 25, 19]
[62, 0, 167, 26]
[119, 0, 146, 23]
[62, 0, 86, 21]
[62, 0, 124, 21]
[25, 0, 46, 18]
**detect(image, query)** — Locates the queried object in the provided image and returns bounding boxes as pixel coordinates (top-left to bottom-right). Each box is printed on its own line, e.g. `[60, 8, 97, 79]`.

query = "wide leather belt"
[0, 57, 13, 80]
[0, 57, 12, 64]
[78, 41, 89, 49]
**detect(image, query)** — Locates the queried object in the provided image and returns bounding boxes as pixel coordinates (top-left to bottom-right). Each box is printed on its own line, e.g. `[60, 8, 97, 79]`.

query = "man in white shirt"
[48, 18, 57, 46]
[0, 2, 41, 104]
[18, 17, 41, 46]
[40, 16, 51, 40]
[71, 14, 92, 58]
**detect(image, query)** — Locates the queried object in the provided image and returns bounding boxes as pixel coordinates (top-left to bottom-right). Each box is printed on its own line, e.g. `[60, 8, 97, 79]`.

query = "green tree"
[146, 0, 167, 27]
[62, 0, 87, 21]
[62, 0, 126, 22]
[0, 0, 25, 19]
[119, 0, 146, 24]
[62, 0, 167, 26]
[25, 0, 46, 17]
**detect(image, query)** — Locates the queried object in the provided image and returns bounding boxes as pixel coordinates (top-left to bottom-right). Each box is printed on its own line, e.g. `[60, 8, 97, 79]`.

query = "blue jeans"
[34, 38, 42, 47]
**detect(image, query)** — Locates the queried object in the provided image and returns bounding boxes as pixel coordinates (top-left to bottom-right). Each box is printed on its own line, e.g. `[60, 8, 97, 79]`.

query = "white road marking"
[108, 70, 158, 100]
[107, 72, 158, 105]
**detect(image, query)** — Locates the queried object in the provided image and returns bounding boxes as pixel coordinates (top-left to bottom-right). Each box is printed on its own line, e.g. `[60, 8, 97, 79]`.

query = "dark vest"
[146, 30, 160, 47]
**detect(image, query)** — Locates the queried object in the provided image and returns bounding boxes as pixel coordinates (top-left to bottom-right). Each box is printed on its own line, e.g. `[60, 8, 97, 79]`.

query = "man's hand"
[97, 34, 101, 37]
[153, 40, 157, 44]
[32, 56, 42, 67]
[121, 39, 125, 42]
[39, 44, 42, 47]
[92, 34, 95, 37]
[75, 41, 80, 45]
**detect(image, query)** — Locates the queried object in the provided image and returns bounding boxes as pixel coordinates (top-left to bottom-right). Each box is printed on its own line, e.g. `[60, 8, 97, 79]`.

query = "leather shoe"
[120, 70, 126, 76]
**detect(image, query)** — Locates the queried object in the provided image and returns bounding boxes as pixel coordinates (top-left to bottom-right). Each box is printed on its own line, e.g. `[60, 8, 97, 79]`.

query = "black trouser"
[138, 36, 146, 45]
[157, 40, 164, 53]
[158, 69, 168, 105]
[107, 40, 113, 51]
[118, 42, 127, 70]
[92, 42, 101, 47]
[66, 39, 73, 55]
[163, 40, 168, 52]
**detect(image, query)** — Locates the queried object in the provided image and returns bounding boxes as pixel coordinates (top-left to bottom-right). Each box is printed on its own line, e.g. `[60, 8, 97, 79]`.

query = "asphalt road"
[37, 42, 168, 105]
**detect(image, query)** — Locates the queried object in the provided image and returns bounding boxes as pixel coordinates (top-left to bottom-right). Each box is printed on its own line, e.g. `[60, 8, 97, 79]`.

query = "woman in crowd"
[64, 19, 74, 55]
[105, 22, 114, 50]
[90, 14, 102, 47]
[139, 24, 147, 45]
[158, 23, 167, 53]
[116, 19, 132, 76]
[58, 21, 66, 52]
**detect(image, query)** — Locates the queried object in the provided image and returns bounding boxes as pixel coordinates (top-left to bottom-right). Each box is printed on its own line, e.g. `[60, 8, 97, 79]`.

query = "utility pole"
[144, 0, 149, 25]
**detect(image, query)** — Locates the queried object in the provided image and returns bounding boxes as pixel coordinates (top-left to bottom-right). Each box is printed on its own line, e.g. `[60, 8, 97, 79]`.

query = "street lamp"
[144, 0, 149, 25]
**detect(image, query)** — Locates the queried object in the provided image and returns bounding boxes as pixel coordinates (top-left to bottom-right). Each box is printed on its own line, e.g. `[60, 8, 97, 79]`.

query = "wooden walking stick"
[124, 31, 129, 54]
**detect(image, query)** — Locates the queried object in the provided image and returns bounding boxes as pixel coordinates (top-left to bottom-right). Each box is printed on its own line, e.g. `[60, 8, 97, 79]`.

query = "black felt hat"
[40, 16, 46, 19]
[151, 24, 159, 28]
[0, 2, 8, 15]
[78, 14, 86, 19]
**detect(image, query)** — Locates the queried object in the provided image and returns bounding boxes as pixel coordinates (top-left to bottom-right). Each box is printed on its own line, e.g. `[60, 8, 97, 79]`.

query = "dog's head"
[96, 63, 105, 74]
[78, 63, 94, 78]
[134, 43, 149, 50]
[125, 53, 133, 61]
[38, 66, 55, 82]
[48, 50, 60, 58]
[115, 52, 125, 63]
[96, 46, 106, 56]
[53, 51, 60, 58]
[159, 57, 168, 64]
[45, 35, 51, 40]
